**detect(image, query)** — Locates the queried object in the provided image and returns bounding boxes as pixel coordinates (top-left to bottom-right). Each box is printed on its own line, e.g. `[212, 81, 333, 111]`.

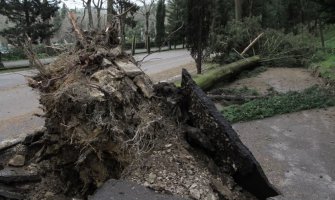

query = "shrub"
[210, 17, 317, 67]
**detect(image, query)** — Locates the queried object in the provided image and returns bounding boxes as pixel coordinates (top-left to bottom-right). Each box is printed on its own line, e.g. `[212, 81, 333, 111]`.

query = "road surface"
[2, 57, 57, 69]
[0, 50, 194, 142]
[234, 107, 335, 200]
[1, 46, 185, 69]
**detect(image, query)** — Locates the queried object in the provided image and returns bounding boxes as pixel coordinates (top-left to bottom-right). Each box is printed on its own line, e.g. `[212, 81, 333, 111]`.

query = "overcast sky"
[61, 0, 144, 9]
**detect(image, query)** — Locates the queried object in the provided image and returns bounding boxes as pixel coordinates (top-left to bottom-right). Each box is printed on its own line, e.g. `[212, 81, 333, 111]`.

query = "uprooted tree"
[0, 11, 278, 200]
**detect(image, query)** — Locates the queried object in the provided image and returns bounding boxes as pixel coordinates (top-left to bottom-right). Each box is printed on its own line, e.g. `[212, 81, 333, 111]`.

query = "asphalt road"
[0, 49, 194, 142]
[234, 107, 335, 199]
[2, 57, 57, 69]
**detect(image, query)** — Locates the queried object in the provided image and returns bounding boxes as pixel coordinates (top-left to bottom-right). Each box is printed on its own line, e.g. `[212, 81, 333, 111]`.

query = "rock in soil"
[8, 155, 25, 167]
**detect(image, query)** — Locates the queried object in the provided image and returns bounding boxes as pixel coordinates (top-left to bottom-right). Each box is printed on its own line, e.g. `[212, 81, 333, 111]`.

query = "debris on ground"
[0, 16, 278, 200]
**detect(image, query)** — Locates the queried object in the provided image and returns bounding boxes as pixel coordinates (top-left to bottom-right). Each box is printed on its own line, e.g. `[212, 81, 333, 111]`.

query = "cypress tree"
[185, 0, 212, 74]
[155, 0, 166, 49]
[166, 0, 186, 47]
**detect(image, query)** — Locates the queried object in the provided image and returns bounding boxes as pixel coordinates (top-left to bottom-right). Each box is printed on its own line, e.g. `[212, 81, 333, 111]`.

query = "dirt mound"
[224, 68, 324, 95]
[0, 23, 278, 200]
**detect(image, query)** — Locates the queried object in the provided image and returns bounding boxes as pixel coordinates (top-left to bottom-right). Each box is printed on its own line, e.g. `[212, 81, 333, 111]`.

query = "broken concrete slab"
[89, 179, 186, 200]
[134, 75, 154, 98]
[0, 167, 40, 184]
[0, 184, 25, 199]
[0, 126, 45, 153]
[115, 60, 142, 78]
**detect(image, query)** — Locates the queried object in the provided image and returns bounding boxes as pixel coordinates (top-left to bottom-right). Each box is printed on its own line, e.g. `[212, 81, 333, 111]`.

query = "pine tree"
[155, 0, 166, 49]
[0, 0, 59, 45]
[166, 0, 186, 47]
[185, 0, 212, 74]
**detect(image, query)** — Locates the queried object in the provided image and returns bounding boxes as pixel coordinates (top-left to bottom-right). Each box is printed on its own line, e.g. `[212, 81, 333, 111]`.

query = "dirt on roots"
[0, 28, 278, 200]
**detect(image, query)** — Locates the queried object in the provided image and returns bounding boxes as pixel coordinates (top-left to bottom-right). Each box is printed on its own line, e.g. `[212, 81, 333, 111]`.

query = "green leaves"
[221, 86, 335, 123]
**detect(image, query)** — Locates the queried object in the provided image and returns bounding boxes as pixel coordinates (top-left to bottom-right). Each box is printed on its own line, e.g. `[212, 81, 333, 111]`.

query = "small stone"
[190, 188, 201, 199]
[190, 183, 197, 189]
[101, 58, 112, 67]
[8, 155, 25, 167]
[133, 75, 154, 98]
[165, 144, 172, 148]
[167, 149, 171, 153]
[115, 60, 142, 78]
[188, 170, 194, 175]
[147, 172, 156, 184]
[110, 46, 122, 56]
[205, 193, 218, 200]
[143, 181, 150, 187]
[45, 191, 55, 198]
[124, 77, 138, 92]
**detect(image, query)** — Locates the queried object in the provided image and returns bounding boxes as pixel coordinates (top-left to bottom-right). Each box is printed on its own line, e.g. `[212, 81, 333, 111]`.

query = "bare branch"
[114, 5, 136, 18]
[68, 12, 86, 45]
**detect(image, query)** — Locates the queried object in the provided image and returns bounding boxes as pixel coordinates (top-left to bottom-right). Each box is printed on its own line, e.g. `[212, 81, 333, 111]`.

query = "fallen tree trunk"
[195, 56, 261, 91]
[208, 94, 264, 102]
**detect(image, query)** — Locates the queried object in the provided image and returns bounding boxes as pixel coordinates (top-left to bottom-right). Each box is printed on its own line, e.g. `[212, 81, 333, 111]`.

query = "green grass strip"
[221, 86, 335, 123]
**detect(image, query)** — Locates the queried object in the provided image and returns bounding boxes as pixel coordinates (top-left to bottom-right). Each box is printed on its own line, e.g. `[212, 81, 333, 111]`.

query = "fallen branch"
[208, 94, 264, 101]
[23, 35, 47, 75]
[241, 33, 264, 56]
[68, 12, 86, 46]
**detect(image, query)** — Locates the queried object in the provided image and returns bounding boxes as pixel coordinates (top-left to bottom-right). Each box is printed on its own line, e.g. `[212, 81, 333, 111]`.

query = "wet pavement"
[89, 179, 186, 200]
[0, 70, 43, 141]
[234, 107, 335, 199]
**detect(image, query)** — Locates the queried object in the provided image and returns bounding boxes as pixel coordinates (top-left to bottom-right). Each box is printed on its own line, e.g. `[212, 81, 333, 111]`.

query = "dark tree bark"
[87, 0, 94, 29]
[319, 19, 325, 50]
[137, 0, 156, 54]
[234, 0, 243, 21]
[107, 0, 114, 23]
[93, 0, 104, 29]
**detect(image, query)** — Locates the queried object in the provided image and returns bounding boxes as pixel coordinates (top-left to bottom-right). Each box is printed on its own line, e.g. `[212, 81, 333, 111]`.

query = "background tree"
[137, 0, 157, 53]
[114, 0, 139, 50]
[155, 0, 166, 49]
[185, 0, 212, 74]
[166, 0, 186, 48]
[107, 0, 114, 23]
[53, 3, 68, 33]
[93, 0, 105, 30]
[234, 0, 244, 21]
[82, 0, 94, 29]
[0, 0, 59, 45]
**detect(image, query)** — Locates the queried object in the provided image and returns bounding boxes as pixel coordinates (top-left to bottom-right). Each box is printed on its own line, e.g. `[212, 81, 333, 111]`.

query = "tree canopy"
[185, 0, 212, 74]
[0, 0, 59, 45]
